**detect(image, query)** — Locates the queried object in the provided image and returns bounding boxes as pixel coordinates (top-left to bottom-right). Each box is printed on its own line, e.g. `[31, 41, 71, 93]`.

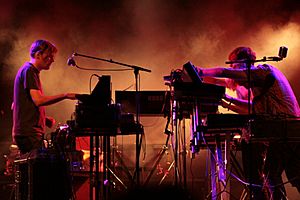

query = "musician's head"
[30, 39, 57, 71]
[228, 47, 256, 69]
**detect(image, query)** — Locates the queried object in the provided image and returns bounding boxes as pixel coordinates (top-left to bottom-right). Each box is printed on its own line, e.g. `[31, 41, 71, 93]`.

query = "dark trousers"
[242, 140, 300, 200]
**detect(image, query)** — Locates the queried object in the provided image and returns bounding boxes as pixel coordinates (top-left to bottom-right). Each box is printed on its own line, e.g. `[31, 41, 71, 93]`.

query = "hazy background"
[1, 0, 300, 138]
[1, 0, 300, 198]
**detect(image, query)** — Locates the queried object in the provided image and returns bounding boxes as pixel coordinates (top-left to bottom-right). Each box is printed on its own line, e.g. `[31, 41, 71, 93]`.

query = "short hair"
[228, 47, 256, 63]
[30, 39, 57, 58]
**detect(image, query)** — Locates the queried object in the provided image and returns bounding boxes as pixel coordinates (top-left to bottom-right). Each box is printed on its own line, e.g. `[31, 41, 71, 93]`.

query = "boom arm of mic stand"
[73, 52, 152, 73]
[225, 56, 283, 64]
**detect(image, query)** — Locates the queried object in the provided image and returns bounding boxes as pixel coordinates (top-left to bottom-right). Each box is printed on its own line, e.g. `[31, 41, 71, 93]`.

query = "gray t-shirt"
[239, 64, 300, 117]
[13, 62, 45, 138]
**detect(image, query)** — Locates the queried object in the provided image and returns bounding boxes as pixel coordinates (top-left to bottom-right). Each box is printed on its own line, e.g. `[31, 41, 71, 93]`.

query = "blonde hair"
[30, 40, 57, 58]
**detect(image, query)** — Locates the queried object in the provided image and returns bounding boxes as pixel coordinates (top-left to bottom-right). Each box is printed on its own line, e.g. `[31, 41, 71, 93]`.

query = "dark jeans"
[242, 140, 300, 200]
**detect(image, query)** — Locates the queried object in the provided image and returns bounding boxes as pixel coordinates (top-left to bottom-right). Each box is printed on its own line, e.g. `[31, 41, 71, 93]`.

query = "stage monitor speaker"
[14, 151, 72, 200]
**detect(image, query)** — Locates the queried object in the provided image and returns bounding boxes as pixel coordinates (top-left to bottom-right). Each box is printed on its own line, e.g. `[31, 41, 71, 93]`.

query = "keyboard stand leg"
[89, 136, 94, 200]
[210, 146, 217, 200]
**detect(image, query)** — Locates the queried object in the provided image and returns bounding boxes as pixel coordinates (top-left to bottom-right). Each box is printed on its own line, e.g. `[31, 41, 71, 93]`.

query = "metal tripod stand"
[143, 132, 172, 186]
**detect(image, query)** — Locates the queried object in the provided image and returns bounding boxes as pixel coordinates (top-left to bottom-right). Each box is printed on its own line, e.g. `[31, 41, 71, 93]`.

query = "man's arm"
[221, 100, 249, 114]
[197, 67, 248, 82]
[30, 89, 77, 107]
[222, 94, 251, 114]
[202, 77, 226, 87]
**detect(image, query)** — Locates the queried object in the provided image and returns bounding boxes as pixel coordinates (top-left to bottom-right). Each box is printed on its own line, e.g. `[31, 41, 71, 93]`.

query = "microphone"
[67, 56, 76, 66]
[278, 46, 288, 58]
[267, 46, 288, 62]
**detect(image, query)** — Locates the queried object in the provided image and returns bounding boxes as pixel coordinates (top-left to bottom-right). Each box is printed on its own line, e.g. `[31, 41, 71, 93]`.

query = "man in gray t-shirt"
[12, 39, 78, 154]
[196, 46, 300, 199]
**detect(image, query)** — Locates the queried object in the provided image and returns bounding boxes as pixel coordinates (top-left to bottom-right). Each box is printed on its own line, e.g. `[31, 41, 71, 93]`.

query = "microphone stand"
[73, 52, 151, 188]
[225, 56, 284, 200]
[73, 53, 151, 73]
[225, 56, 283, 114]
